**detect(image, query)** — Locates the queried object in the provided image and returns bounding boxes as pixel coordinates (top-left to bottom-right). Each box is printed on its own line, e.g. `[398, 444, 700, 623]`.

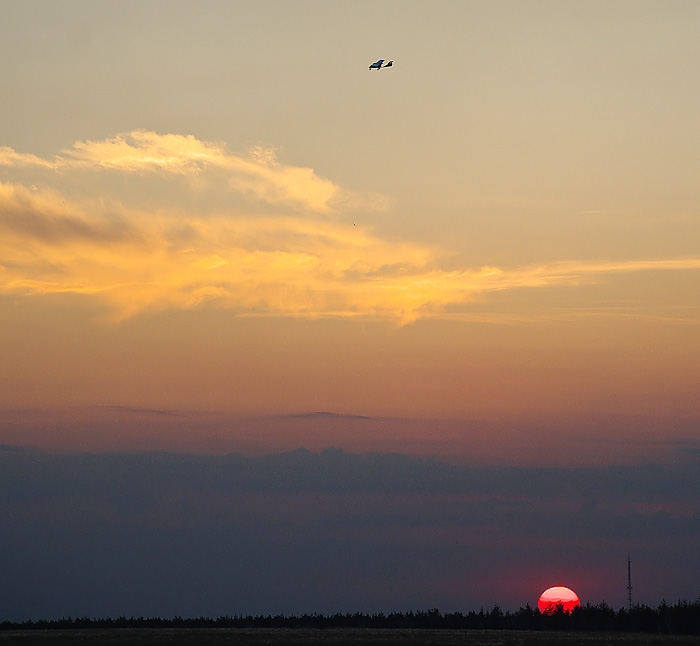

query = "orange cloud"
[1, 131, 340, 213]
[2, 132, 700, 324]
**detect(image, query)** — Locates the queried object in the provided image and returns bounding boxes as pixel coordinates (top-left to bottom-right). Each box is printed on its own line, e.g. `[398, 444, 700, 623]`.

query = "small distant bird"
[369, 59, 393, 70]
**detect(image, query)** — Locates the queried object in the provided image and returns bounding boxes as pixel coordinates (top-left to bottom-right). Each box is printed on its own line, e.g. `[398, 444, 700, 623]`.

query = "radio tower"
[627, 553, 633, 611]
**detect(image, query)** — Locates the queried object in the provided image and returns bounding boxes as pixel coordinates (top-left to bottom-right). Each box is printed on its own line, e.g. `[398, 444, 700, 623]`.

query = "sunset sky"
[1, 0, 699, 620]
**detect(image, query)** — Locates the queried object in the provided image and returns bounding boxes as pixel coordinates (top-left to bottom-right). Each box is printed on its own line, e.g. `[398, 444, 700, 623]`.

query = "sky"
[1, 0, 699, 620]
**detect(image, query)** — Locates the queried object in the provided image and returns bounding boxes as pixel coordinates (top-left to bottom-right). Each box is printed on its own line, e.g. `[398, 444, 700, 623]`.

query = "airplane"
[369, 59, 393, 70]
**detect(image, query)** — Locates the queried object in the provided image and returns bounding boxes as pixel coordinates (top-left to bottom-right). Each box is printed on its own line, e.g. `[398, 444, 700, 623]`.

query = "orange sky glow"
[1, 1, 699, 466]
[2, 1, 700, 621]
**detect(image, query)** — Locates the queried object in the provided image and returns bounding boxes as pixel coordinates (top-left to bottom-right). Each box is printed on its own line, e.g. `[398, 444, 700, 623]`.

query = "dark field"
[1, 630, 699, 646]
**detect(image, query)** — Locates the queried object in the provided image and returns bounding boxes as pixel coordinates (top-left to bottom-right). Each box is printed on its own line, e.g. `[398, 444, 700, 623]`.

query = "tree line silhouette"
[2, 600, 700, 635]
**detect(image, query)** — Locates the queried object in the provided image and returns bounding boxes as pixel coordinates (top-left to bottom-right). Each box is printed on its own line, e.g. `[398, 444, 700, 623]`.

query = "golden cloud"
[1, 132, 700, 324]
[1, 131, 339, 213]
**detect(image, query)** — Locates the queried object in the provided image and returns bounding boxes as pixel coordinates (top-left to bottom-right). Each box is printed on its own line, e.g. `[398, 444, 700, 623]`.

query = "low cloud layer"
[2, 131, 700, 323]
[1, 446, 698, 620]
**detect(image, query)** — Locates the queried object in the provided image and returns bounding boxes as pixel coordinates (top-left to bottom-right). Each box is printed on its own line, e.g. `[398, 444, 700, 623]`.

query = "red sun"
[538, 586, 580, 614]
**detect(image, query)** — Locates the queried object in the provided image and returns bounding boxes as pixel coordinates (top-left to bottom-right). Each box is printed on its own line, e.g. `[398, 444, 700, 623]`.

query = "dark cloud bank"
[1, 446, 699, 621]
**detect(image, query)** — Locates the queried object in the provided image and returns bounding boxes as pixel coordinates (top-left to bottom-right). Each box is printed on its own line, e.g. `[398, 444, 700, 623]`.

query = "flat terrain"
[1, 629, 698, 646]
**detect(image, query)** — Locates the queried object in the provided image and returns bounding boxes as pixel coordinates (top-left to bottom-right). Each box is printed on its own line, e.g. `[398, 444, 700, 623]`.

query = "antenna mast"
[627, 553, 633, 611]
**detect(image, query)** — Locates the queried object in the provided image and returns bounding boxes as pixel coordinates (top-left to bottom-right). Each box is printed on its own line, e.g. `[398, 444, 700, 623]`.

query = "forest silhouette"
[3, 600, 700, 635]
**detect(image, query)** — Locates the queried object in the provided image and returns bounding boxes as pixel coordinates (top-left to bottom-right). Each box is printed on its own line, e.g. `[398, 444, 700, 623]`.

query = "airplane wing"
[369, 59, 384, 70]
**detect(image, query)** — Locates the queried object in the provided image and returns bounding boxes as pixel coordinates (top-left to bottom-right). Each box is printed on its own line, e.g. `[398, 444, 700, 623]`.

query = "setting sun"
[538, 587, 581, 614]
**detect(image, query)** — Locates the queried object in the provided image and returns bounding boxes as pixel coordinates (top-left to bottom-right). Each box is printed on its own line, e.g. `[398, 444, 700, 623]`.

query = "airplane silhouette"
[369, 59, 393, 70]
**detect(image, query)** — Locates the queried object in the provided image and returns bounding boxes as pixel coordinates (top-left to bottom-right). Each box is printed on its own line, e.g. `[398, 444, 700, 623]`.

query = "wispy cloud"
[2, 131, 700, 323]
[3, 131, 340, 213]
[276, 411, 375, 421]
[101, 405, 184, 417]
